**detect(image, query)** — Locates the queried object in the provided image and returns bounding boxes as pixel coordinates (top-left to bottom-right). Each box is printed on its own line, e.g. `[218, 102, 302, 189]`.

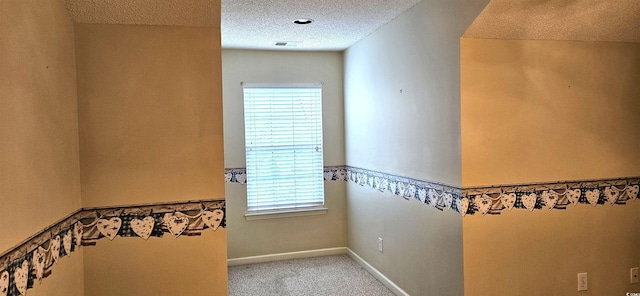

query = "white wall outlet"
[631, 267, 639, 284]
[378, 237, 383, 252]
[577, 273, 588, 291]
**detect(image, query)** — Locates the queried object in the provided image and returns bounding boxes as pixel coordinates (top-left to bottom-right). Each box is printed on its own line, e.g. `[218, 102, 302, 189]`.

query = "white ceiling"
[221, 0, 422, 50]
[66, 0, 422, 51]
[64, 0, 640, 50]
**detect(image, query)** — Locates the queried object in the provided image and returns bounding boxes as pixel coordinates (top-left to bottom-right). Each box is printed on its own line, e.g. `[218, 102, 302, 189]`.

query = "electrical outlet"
[578, 273, 588, 291]
[631, 267, 639, 284]
[378, 237, 383, 252]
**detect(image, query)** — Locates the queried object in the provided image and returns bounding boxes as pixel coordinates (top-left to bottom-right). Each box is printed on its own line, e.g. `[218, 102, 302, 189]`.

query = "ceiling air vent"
[274, 41, 301, 47]
[292, 18, 314, 25]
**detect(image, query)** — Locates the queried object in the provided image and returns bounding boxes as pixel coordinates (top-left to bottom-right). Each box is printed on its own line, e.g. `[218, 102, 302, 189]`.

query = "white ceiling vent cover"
[274, 41, 302, 47]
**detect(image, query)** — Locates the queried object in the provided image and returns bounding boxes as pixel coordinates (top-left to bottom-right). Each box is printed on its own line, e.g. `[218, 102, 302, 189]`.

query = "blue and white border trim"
[462, 177, 640, 216]
[0, 199, 225, 296]
[345, 167, 463, 213]
[225, 166, 463, 214]
[225, 168, 248, 184]
[224, 166, 348, 184]
[225, 168, 640, 216]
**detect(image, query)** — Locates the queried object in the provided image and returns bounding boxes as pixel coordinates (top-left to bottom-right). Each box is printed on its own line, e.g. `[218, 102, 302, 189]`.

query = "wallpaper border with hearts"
[226, 167, 640, 217]
[0, 199, 225, 296]
[462, 177, 640, 216]
[225, 166, 464, 213]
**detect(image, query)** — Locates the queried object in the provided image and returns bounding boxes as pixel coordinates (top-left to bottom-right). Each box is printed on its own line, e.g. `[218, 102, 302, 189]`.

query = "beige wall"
[461, 39, 640, 185]
[343, 0, 488, 295]
[222, 50, 345, 168]
[76, 24, 225, 207]
[83, 231, 226, 296]
[75, 23, 226, 295]
[226, 184, 346, 258]
[347, 185, 465, 295]
[461, 38, 640, 295]
[222, 50, 347, 258]
[0, 0, 84, 295]
[0, 0, 82, 253]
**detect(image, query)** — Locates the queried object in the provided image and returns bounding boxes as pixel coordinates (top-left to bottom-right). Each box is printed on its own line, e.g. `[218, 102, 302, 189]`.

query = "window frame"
[242, 82, 326, 218]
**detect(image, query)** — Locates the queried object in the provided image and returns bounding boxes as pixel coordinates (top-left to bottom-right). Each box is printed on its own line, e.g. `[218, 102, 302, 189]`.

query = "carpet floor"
[228, 254, 396, 296]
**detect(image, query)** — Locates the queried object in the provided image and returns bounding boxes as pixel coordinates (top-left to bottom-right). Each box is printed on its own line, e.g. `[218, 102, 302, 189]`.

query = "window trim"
[242, 82, 325, 216]
[244, 207, 328, 220]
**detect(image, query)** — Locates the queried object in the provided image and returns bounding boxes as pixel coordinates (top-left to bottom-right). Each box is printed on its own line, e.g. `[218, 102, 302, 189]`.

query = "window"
[242, 83, 324, 213]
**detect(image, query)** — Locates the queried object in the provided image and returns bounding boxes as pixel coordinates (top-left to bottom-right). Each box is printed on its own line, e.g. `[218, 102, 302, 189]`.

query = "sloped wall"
[0, 0, 84, 295]
[463, 0, 640, 42]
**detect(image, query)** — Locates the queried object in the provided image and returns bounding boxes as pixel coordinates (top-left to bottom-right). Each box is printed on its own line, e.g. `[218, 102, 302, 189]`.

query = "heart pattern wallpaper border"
[0, 199, 225, 296]
[2, 170, 637, 295]
[226, 166, 464, 213]
[227, 167, 640, 217]
[462, 177, 640, 216]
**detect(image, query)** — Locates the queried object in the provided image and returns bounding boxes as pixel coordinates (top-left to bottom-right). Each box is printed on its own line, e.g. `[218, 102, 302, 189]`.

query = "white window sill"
[244, 207, 328, 220]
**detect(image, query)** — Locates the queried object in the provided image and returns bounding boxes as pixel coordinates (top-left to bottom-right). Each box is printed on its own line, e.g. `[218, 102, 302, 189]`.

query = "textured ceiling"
[65, 0, 421, 51]
[64, 0, 640, 49]
[65, 0, 220, 27]
[221, 0, 422, 50]
[464, 0, 640, 42]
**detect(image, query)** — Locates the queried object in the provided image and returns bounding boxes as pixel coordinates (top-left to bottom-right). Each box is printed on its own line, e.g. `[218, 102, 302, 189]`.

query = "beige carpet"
[228, 254, 395, 296]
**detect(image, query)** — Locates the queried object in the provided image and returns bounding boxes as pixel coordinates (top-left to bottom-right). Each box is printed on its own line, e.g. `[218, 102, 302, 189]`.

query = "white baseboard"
[227, 247, 409, 296]
[227, 247, 347, 266]
[346, 248, 410, 296]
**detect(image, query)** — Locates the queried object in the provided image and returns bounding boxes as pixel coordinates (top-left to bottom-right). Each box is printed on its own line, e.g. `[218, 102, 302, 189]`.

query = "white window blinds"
[242, 83, 325, 212]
